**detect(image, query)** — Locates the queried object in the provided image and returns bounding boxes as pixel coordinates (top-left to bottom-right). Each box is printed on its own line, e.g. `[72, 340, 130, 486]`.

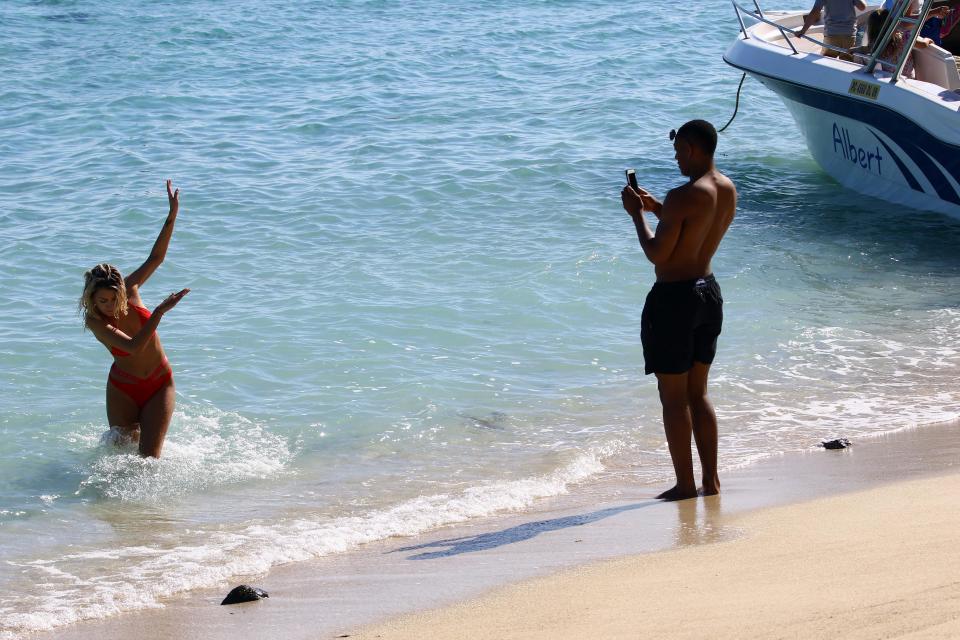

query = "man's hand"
[634, 185, 662, 215]
[622, 185, 661, 217]
[796, 7, 821, 39]
[621, 186, 645, 217]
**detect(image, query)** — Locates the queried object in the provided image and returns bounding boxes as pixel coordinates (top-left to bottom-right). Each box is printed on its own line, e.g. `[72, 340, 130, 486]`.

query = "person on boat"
[939, 4, 960, 47]
[881, 0, 957, 45]
[620, 120, 736, 502]
[78, 180, 190, 458]
[941, 7, 960, 72]
[796, 0, 867, 61]
[864, 8, 935, 77]
[915, 1, 960, 75]
[881, 0, 918, 13]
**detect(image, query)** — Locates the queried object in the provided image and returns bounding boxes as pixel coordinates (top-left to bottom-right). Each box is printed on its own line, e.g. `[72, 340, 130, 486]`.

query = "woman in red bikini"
[79, 180, 190, 457]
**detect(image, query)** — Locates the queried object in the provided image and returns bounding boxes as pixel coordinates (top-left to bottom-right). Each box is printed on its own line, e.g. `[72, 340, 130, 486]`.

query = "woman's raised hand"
[155, 289, 190, 315]
[166, 179, 180, 216]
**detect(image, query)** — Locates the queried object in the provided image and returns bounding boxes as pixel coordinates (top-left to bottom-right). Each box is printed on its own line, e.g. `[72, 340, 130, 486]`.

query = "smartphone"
[625, 168, 639, 190]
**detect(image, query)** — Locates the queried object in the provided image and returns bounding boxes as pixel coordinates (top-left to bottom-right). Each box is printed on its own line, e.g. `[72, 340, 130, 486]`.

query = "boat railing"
[861, 0, 935, 84]
[732, 0, 937, 84]
[731, 1, 849, 58]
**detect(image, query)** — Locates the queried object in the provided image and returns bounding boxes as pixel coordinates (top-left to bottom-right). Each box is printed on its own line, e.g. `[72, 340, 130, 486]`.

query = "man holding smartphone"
[621, 119, 736, 501]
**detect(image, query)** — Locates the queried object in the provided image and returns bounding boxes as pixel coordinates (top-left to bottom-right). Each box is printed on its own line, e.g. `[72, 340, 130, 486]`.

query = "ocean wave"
[0, 444, 616, 636]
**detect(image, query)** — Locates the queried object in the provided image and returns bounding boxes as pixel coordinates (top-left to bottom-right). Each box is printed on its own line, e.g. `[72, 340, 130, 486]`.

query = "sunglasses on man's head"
[669, 129, 677, 141]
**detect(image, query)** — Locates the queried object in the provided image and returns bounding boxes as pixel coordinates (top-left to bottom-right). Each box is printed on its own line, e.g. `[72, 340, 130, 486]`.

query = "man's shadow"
[392, 500, 662, 560]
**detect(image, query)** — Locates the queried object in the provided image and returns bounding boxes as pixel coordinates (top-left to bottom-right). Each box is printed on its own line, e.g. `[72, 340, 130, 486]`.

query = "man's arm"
[796, 1, 824, 38]
[622, 186, 699, 266]
[633, 186, 663, 219]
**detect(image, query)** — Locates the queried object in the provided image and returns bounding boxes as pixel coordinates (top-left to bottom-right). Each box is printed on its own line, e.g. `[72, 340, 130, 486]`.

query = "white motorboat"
[724, 0, 960, 219]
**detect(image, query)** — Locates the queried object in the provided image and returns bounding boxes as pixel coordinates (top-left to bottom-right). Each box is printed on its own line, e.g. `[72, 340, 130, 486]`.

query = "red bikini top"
[107, 304, 151, 357]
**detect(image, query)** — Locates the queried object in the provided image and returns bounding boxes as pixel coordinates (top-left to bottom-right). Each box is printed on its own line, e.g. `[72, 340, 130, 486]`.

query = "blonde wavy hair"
[79, 263, 128, 323]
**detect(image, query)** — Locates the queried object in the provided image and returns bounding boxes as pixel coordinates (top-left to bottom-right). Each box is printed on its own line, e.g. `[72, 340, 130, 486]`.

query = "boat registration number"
[848, 79, 881, 100]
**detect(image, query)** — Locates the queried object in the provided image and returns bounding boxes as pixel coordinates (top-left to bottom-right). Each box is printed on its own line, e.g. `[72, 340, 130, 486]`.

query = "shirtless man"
[621, 120, 737, 501]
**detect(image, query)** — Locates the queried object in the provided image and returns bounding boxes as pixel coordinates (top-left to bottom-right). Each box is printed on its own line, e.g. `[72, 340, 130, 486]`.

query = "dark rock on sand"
[821, 438, 851, 450]
[221, 585, 269, 605]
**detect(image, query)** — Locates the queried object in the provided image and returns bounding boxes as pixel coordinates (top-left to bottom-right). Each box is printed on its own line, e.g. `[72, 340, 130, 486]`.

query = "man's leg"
[655, 372, 697, 501]
[822, 34, 855, 61]
[687, 361, 719, 495]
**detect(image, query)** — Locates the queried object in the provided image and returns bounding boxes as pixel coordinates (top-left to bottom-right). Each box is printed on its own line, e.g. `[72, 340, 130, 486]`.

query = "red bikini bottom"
[108, 360, 173, 409]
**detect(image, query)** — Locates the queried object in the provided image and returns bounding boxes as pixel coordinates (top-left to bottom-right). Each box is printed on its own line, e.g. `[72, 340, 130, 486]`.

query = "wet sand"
[52, 420, 960, 640]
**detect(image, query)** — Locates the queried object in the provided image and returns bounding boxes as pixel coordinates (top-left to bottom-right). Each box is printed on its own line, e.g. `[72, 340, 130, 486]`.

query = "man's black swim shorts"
[641, 274, 723, 375]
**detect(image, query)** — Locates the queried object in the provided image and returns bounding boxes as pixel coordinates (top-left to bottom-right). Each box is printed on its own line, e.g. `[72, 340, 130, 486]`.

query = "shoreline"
[49, 419, 960, 640]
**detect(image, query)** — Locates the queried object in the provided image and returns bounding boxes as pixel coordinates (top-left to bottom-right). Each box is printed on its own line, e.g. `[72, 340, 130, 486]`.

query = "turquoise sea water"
[2, 1, 960, 635]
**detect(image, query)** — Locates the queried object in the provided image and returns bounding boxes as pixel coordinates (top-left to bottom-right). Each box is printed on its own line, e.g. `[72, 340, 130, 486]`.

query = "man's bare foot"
[700, 478, 720, 496]
[656, 485, 698, 501]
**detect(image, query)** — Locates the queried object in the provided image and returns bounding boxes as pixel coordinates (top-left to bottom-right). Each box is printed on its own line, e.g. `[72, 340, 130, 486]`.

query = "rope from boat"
[718, 72, 747, 133]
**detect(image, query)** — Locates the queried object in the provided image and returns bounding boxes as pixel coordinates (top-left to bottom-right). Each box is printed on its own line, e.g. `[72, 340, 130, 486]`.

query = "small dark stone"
[221, 585, 269, 605]
[821, 438, 851, 450]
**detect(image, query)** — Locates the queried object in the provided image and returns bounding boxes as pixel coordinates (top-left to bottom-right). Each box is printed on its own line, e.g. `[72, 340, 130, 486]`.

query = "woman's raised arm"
[125, 180, 180, 291]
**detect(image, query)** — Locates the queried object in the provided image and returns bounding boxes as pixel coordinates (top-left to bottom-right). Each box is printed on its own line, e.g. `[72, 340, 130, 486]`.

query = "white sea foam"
[76, 406, 294, 502]
[0, 446, 613, 637]
[714, 309, 960, 462]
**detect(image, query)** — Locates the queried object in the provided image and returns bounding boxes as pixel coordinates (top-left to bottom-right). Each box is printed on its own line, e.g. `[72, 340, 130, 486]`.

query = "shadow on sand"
[393, 500, 662, 560]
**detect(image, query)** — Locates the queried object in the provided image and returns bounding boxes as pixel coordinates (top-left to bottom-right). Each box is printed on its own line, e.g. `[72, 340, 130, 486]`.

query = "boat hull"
[762, 74, 960, 218]
[724, 19, 960, 220]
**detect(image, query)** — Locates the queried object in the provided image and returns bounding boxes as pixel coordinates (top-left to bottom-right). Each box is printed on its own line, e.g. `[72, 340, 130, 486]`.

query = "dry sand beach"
[50, 420, 960, 640]
[355, 466, 960, 640]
